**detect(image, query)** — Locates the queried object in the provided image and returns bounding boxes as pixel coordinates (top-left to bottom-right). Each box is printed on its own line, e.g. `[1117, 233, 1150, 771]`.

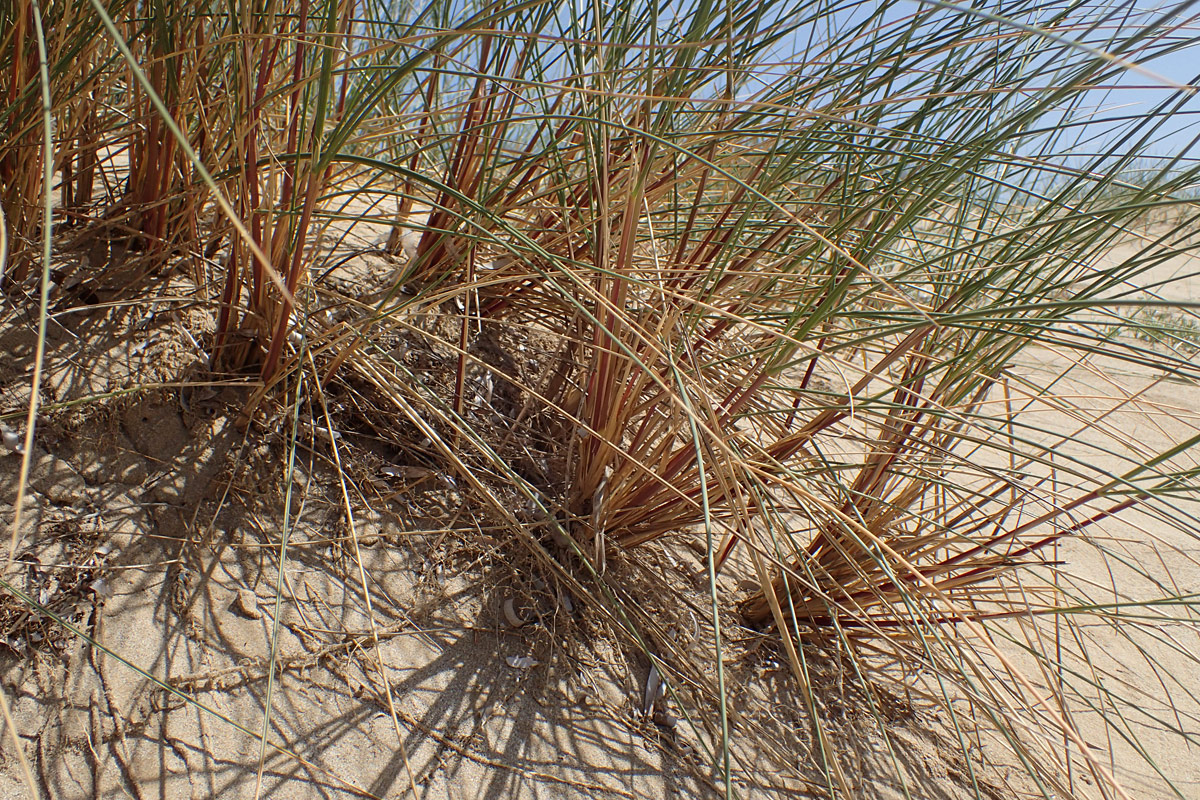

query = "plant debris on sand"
[2, 0, 1200, 798]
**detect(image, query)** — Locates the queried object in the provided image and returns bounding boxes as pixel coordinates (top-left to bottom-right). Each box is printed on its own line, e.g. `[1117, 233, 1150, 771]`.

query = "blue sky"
[970, 0, 1199, 162]
[739, 0, 1200, 167]
[398, 0, 1200, 168]
[1096, 17, 1200, 161]
[1044, 0, 1199, 164]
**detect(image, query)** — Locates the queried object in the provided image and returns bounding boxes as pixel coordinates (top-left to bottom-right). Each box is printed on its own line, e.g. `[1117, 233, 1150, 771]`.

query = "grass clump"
[3, 0, 1200, 798]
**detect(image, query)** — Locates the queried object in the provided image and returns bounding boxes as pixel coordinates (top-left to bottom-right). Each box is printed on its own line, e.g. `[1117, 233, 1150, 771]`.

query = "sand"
[0, 226, 1197, 799]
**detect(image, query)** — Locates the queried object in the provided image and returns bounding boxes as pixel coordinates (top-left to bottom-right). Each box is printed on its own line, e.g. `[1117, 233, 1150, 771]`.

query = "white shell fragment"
[502, 597, 527, 628]
[1, 423, 23, 454]
[643, 664, 665, 715]
[89, 578, 113, 599]
[312, 425, 341, 442]
[506, 655, 538, 670]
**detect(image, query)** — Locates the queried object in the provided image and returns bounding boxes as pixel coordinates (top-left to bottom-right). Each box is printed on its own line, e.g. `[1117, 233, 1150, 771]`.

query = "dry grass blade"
[3, 0, 1200, 798]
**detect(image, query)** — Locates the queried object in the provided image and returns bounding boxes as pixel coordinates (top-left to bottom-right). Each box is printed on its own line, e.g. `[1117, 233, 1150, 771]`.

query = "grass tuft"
[3, 0, 1200, 797]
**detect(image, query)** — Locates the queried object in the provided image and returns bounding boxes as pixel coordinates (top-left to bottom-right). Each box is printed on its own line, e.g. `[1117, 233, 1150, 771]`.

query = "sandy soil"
[0, 268, 995, 800]
[0, 224, 1196, 799]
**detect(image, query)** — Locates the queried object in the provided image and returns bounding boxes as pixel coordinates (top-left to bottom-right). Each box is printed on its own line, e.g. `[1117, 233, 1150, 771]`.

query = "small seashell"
[502, 597, 527, 628]
[506, 655, 538, 670]
[643, 664, 664, 716]
[1, 424, 22, 453]
[89, 578, 113, 599]
[95, 543, 113, 557]
[312, 425, 341, 441]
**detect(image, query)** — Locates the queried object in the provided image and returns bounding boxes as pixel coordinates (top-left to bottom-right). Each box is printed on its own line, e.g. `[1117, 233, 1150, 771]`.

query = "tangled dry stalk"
[3, 1, 1200, 797]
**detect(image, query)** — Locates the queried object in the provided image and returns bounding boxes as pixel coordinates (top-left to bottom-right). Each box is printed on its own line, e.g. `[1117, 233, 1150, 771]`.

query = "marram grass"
[3, 0, 1200, 798]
